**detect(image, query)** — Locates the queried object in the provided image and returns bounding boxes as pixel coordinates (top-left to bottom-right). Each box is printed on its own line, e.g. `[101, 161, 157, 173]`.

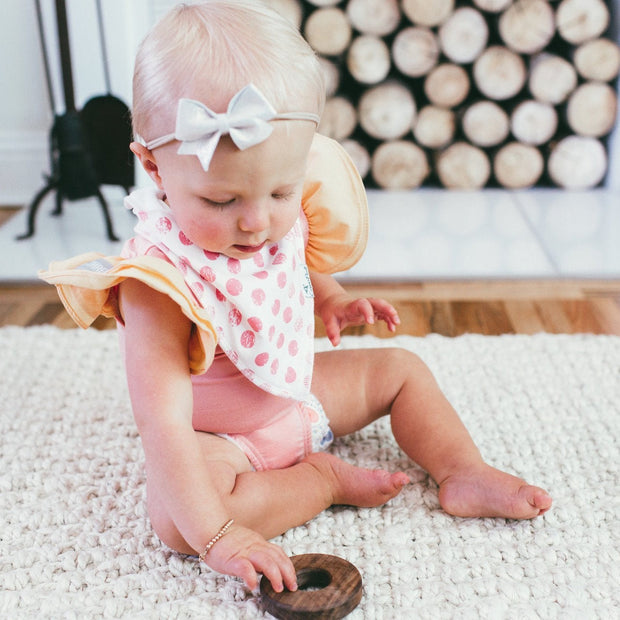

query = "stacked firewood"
[265, 0, 619, 189]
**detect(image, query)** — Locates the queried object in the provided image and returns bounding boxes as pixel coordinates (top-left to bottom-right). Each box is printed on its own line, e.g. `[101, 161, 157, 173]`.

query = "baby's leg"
[229, 452, 409, 539]
[312, 348, 552, 520]
[147, 433, 408, 555]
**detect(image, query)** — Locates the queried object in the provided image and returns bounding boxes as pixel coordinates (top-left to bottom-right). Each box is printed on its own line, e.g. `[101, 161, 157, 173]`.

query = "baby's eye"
[271, 190, 294, 201]
[203, 197, 235, 208]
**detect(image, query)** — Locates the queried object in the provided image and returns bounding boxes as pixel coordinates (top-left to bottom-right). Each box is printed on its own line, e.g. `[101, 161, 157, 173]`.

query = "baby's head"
[130, 2, 326, 259]
[132, 0, 325, 145]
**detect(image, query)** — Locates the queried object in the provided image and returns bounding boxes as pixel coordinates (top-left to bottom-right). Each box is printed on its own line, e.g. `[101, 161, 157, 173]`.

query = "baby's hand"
[320, 294, 400, 346]
[203, 523, 297, 593]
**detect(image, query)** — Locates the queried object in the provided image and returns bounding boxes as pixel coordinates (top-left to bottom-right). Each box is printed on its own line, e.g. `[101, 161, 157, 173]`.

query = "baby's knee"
[383, 347, 427, 373]
[380, 347, 436, 388]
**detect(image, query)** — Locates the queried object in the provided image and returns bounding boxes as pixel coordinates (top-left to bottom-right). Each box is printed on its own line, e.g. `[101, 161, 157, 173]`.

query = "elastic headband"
[145, 83, 320, 171]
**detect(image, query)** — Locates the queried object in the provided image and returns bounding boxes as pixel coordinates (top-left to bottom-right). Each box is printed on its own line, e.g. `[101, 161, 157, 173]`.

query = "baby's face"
[151, 122, 315, 260]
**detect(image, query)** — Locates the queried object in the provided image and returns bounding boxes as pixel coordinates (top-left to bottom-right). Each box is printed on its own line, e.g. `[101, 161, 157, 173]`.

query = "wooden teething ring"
[260, 553, 363, 619]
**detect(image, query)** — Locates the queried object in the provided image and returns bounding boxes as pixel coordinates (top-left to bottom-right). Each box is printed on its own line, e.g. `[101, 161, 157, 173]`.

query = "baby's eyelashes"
[202, 196, 236, 208]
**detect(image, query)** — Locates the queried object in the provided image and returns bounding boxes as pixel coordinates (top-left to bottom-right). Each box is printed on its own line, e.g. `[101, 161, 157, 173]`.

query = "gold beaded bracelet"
[199, 519, 234, 563]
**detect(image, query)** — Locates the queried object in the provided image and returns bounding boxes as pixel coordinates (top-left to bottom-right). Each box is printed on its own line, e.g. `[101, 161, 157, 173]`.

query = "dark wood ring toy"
[260, 553, 362, 619]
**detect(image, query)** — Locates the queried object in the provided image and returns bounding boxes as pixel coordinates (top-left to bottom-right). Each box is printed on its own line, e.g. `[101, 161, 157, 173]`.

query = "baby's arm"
[310, 271, 400, 346]
[119, 279, 296, 592]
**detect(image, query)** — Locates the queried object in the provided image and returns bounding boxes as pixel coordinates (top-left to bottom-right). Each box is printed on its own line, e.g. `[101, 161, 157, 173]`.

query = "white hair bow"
[145, 84, 320, 171]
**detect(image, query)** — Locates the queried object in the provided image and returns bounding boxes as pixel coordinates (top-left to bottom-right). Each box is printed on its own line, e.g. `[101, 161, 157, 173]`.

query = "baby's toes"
[519, 485, 552, 517]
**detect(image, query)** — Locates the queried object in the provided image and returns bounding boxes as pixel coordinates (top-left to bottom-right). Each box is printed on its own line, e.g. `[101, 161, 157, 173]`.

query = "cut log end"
[574, 39, 620, 82]
[548, 135, 607, 189]
[511, 100, 558, 146]
[372, 141, 430, 189]
[499, 0, 555, 55]
[392, 27, 440, 78]
[304, 7, 351, 56]
[494, 142, 544, 188]
[473, 0, 512, 13]
[436, 142, 491, 189]
[347, 35, 391, 85]
[424, 64, 470, 108]
[439, 7, 489, 64]
[462, 100, 510, 147]
[528, 54, 578, 105]
[318, 97, 358, 141]
[346, 0, 401, 37]
[413, 106, 456, 149]
[359, 82, 417, 141]
[402, 0, 455, 27]
[556, 0, 610, 46]
[473, 46, 527, 101]
[567, 82, 618, 138]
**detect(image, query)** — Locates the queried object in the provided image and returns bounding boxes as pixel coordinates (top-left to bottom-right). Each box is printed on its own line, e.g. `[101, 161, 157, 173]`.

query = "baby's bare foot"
[302, 453, 409, 508]
[438, 463, 552, 519]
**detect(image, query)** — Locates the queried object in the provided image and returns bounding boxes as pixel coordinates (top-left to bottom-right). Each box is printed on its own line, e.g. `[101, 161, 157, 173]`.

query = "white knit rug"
[1, 327, 618, 619]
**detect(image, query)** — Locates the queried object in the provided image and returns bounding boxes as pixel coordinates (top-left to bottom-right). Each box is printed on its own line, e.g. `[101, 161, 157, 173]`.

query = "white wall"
[1, 0, 618, 205]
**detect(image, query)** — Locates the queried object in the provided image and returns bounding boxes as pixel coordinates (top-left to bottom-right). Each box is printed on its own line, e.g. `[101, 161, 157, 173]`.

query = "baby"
[42, 0, 551, 595]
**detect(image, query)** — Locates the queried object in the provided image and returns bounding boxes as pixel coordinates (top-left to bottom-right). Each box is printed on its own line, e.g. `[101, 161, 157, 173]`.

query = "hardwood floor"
[2, 206, 620, 336]
[2, 279, 620, 336]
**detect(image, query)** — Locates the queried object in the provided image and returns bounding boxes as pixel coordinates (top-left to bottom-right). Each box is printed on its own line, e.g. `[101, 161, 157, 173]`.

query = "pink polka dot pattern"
[240, 330, 255, 348]
[179, 230, 192, 245]
[128, 188, 315, 401]
[229, 308, 242, 326]
[156, 217, 171, 234]
[248, 317, 263, 332]
[227, 258, 241, 274]
[226, 279, 242, 296]
[252, 289, 266, 305]
[200, 265, 216, 283]
[255, 352, 269, 366]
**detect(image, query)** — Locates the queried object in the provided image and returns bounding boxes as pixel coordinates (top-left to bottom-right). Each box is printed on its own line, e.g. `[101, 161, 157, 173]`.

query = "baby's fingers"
[323, 314, 343, 347]
[350, 298, 376, 325]
[368, 299, 400, 330]
[250, 547, 297, 593]
[226, 556, 260, 591]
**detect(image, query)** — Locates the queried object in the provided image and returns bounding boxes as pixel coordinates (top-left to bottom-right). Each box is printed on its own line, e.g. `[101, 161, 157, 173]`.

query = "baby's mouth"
[234, 241, 266, 254]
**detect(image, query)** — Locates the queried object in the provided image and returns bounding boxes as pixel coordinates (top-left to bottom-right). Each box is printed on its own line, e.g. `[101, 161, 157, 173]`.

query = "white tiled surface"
[0, 188, 136, 284]
[515, 190, 620, 278]
[341, 188, 620, 281]
[0, 187, 619, 284]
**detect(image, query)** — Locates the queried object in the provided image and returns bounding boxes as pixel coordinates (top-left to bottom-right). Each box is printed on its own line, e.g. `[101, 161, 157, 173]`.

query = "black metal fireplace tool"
[18, 0, 134, 241]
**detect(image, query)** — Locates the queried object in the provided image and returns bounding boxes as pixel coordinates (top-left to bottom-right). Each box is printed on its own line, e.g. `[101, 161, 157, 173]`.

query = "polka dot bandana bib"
[126, 188, 315, 401]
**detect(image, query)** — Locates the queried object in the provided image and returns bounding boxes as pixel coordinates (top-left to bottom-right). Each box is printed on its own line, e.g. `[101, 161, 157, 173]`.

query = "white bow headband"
[145, 84, 320, 171]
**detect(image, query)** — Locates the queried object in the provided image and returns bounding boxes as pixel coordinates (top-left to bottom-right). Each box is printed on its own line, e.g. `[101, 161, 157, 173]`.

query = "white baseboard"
[0, 131, 50, 206]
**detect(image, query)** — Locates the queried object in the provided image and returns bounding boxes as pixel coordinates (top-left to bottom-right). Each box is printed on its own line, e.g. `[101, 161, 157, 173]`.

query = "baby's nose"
[238, 200, 269, 232]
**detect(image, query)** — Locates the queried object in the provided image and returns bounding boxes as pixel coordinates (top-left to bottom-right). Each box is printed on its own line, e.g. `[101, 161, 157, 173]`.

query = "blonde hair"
[132, 1, 325, 141]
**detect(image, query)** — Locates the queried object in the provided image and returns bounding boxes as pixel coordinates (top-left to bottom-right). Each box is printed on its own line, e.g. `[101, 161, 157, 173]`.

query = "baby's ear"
[130, 142, 164, 189]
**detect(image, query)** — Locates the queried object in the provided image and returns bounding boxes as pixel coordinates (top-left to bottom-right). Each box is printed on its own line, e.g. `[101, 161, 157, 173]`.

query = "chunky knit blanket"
[1, 327, 618, 618]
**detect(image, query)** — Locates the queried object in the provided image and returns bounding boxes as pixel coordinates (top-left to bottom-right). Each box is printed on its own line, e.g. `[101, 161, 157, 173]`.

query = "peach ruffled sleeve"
[39, 253, 216, 374]
[302, 134, 368, 274]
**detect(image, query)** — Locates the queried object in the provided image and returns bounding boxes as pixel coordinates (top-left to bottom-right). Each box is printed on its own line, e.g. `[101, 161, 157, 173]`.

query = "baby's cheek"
[188, 218, 229, 250]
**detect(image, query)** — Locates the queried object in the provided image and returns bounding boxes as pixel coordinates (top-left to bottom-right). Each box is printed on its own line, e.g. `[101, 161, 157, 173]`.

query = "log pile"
[264, 0, 619, 190]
